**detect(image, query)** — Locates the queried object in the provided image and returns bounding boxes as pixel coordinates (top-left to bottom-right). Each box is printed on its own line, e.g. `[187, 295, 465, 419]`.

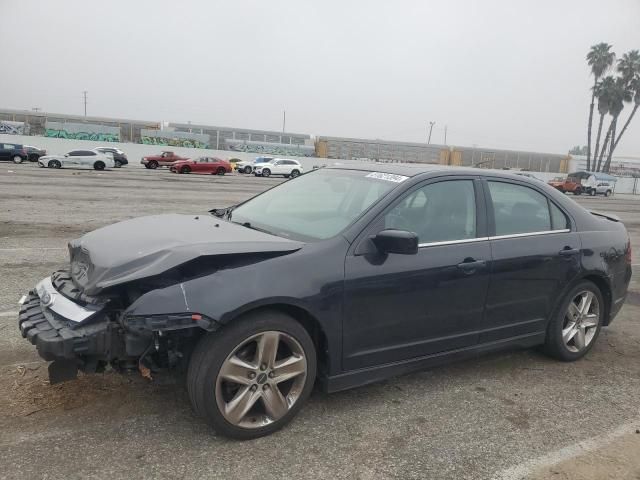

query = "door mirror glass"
[373, 229, 418, 255]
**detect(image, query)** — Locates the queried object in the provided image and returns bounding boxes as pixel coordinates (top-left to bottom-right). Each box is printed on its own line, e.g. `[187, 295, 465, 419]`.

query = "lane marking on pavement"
[497, 417, 640, 480]
[0, 311, 17, 317]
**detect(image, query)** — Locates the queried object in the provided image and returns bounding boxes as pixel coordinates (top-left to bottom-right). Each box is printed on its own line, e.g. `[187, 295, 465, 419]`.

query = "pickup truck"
[547, 175, 583, 195]
[141, 151, 189, 169]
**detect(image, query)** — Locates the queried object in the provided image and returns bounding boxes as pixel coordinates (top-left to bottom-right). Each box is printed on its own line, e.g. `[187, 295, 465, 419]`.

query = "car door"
[80, 150, 96, 167]
[481, 178, 581, 343]
[269, 160, 283, 174]
[342, 177, 491, 370]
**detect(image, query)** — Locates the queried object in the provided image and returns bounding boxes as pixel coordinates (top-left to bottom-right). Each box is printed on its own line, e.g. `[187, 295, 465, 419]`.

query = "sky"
[2, 0, 640, 155]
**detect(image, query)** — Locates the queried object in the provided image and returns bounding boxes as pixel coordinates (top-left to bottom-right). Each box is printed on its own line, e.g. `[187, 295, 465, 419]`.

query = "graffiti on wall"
[140, 128, 210, 149]
[226, 139, 315, 157]
[141, 136, 209, 149]
[0, 121, 27, 135]
[44, 121, 120, 142]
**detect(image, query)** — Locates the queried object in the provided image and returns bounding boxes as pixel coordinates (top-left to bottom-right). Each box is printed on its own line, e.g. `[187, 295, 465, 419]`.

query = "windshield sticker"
[365, 172, 409, 183]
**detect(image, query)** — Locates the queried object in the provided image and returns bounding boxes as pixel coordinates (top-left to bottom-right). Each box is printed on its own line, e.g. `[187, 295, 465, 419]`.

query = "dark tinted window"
[67, 150, 83, 156]
[384, 180, 476, 243]
[2, 144, 18, 150]
[488, 181, 552, 235]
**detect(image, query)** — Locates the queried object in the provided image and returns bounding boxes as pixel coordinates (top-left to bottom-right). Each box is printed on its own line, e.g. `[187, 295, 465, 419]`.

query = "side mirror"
[372, 229, 418, 255]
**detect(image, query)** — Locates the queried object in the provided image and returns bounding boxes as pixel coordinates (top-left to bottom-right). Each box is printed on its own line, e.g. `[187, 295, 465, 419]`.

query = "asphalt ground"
[0, 163, 639, 480]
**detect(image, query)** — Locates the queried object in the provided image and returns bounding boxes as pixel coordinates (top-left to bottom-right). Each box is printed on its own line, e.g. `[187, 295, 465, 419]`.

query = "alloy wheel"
[562, 290, 600, 353]
[215, 331, 307, 429]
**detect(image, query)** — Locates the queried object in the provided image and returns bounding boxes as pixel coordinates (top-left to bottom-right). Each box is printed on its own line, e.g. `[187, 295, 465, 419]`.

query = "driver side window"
[384, 180, 477, 244]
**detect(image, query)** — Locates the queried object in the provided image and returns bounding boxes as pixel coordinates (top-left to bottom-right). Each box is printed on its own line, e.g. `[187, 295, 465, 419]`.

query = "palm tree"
[592, 76, 615, 166]
[586, 43, 615, 170]
[617, 50, 640, 83]
[602, 78, 633, 173]
[610, 76, 640, 157]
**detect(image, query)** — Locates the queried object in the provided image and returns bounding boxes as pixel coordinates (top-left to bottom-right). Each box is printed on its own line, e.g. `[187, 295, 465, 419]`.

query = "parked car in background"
[548, 174, 583, 195]
[18, 166, 631, 439]
[24, 145, 47, 162]
[588, 182, 613, 197]
[254, 158, 303, 178]
[95, 147, 128, 167]
[170, 157, 232, 175]
[141, 151, 188, 169]
[0, 143, 28, 163]
[38, 149, 115, 170]
[235, 156, 274, 174]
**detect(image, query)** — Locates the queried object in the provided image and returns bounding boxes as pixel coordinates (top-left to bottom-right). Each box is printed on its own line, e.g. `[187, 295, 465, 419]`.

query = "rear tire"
[261, 168, 271, 177]
[187, 310, 316, 440]
[543, 280, 604, 362]
[589, 189, 596, 196]
[290, 169, 300, 178]
[574, 188, 582, 195]
[94, 161, 105, 171]
[243, 166, 252, 174]
[48, 160, 61, 169]
[114, 160, 122, 168]
[181, 166, 191, 174]
[13, 155, 23, 164]
[216, 167, 226, 175]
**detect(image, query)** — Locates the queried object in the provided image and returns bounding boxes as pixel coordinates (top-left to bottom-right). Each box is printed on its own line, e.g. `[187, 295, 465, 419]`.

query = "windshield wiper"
[232, 220, 274, 235]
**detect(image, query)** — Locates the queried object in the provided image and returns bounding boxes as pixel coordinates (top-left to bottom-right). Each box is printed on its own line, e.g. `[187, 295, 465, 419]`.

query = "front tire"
[180, 166, 191, 174]
[605, 190, 611, 197]
[187, 310, 316, 440]
[148, 161, 159, 169]
[543, 280, 603, 362]
[94, 161, 105, 171]
[114, 160, 122, 168]
[48, 160, 61, 169]
[243, 166, 252, 174]
[13, 155, 23, 164]
[574, 188, 582, 195]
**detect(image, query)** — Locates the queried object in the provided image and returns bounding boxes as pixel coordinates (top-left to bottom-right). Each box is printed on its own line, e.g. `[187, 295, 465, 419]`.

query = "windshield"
[230, 169, 402, 241]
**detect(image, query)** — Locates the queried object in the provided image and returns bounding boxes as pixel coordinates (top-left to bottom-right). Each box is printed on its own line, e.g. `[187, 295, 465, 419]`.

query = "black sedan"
[17, 165, 631, 439]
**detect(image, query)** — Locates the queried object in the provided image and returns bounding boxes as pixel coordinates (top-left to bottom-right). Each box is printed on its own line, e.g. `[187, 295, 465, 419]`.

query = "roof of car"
[324, 162, 540, 182]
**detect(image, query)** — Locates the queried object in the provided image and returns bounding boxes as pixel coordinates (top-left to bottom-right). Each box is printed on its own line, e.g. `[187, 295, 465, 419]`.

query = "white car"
[588, 182, 614, 197]
[235, 156, 274, 174]
[38, 149, 115, 170]
[254, 158, 304, 178]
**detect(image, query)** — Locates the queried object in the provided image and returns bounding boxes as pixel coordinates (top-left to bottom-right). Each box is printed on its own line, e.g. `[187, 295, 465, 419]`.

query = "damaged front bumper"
[18, 279, 116, 383]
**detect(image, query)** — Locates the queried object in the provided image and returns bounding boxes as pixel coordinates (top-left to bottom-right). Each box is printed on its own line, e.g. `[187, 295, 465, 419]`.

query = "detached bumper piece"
[18, 291, 113, 382]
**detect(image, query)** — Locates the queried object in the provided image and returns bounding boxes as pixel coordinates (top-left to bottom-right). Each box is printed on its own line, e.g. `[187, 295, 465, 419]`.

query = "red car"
[141, 151, 188, 169]
[170, 156, 232, 175]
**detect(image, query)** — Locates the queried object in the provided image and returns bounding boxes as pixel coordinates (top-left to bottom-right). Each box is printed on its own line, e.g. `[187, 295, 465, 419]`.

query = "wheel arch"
[225, 303, 331, 378]
[582, 273, 612, 325]
[546, 272, 613, 329]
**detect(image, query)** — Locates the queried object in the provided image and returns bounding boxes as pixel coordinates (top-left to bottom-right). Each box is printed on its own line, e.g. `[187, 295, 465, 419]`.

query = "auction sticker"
[365, 172, 409, 183]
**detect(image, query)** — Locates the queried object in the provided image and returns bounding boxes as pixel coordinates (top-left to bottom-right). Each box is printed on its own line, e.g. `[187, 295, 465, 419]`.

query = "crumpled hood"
[68, 214, 304, 295]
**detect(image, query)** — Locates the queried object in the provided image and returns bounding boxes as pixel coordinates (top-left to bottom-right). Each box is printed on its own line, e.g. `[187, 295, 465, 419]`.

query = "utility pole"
[427, 121, 435, 144]
[444, 125, 448, 145]
[83, 90, 88, 117]
[282, 110, 286, 133]
[32, 107, 41, 112]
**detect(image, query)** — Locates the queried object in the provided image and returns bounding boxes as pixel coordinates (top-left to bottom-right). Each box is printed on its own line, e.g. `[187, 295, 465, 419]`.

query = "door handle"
[457, 259, 486, 272]
[559, 248, 580, 257]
